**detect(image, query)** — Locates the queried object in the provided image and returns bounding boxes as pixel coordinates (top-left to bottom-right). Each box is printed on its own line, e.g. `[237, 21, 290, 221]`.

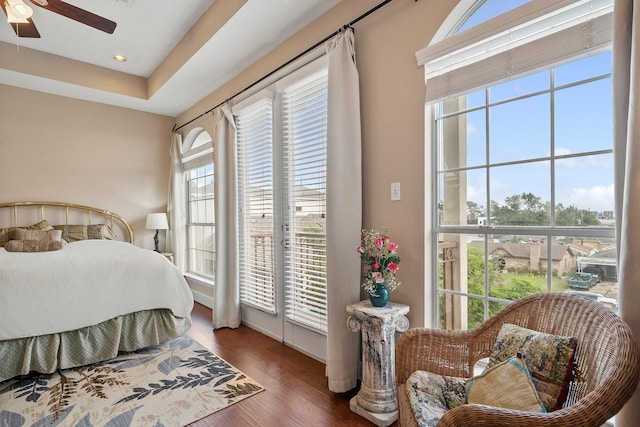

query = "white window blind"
[236, 96, 277, 313]
[282, 68, 328, 333]
[417, 0, 613, 102]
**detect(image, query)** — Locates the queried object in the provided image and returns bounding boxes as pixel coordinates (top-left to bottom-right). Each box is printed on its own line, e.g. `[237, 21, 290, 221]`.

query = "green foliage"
[555, 203, 600, 226]
[469, 194, 600, 227]
[466, 201, 484, 224]
[466, 247, 543, 329]
[491, 192, 549, 226]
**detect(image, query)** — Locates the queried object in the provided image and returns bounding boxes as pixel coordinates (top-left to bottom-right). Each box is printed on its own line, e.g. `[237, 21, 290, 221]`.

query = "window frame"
[181, 128, 215, 281]
[425, 0, 617, 329]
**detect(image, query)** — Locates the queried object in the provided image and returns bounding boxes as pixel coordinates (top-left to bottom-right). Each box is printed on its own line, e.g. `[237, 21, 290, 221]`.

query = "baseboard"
[241, 318, 326, 364]
[191, 288, 213, 309]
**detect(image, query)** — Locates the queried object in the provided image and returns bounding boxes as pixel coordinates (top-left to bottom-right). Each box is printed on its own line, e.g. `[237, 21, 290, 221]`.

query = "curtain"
[212, 104, 241, 329]
[613, 0, 640, 425]
[167, 132, 186, 273]
[326, 28, 363, 393]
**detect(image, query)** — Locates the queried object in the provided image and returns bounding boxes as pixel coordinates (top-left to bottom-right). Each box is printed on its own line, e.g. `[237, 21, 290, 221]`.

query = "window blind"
[236, 96, 277, 313]
[417, 0, 613, 102]
[282, 68, 329, 333]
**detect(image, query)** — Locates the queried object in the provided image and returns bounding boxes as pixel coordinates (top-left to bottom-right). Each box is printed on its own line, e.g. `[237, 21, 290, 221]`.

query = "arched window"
[182, 127, 215, 280]
[420, 0, 616, 330]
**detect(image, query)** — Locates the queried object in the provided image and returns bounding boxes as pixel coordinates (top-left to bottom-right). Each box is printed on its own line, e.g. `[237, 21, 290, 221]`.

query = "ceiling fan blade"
[1, 6, 41, 38]
[30, 0, 117, 34]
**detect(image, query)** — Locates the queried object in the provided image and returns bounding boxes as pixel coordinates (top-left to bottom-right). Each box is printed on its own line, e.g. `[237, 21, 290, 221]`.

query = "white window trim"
[417, 0, 613, 103]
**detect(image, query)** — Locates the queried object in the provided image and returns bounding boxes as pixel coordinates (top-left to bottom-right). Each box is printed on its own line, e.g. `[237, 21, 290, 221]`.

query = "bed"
[0, 201, 194, 383]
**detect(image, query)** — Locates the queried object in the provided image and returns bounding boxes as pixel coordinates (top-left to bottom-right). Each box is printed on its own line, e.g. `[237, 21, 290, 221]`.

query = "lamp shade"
[145, 213, 168, 230]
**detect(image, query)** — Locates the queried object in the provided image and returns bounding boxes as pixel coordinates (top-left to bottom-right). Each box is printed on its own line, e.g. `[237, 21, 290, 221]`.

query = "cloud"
[565, 184, 614, 212]
[467, 122, 478, 137]
[555, 149, 612, 169]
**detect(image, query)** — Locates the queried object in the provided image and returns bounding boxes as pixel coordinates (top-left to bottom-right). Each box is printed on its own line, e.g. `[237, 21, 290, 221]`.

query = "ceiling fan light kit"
[2, 0, 116, 38]
[5, 0, 33, 23]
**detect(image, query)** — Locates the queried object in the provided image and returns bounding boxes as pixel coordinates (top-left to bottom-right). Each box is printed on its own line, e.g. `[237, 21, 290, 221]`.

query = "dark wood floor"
[186, 303, 383, 426]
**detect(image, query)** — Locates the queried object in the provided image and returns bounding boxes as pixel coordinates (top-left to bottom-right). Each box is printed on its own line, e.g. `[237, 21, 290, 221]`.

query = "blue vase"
[369, 282, 390, 307]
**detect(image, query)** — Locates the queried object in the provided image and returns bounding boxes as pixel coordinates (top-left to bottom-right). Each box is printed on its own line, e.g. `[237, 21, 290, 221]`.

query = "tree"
[467, 201, 485, 225]
[555, 203, 600, 226]
[466, 246, 540, 329]
[489, 193, 600, 227]
[491, 192, 549, 226]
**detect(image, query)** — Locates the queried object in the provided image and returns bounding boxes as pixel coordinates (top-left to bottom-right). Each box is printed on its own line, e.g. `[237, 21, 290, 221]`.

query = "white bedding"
[0, 239, 194, 341]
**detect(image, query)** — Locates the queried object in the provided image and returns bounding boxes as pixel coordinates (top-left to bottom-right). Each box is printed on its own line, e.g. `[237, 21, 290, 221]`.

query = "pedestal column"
[347, 300, 410, 426]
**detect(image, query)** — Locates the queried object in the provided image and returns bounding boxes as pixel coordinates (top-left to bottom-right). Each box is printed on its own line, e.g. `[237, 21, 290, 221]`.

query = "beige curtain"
[326, 28, 363, 393]
[212, 105, 241, 329]
[613, 0, 640, 425]
[167, 132, 186, 272]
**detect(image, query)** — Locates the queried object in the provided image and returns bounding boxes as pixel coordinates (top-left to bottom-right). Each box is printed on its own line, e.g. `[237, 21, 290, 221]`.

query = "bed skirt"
[0, 309, 191, 383]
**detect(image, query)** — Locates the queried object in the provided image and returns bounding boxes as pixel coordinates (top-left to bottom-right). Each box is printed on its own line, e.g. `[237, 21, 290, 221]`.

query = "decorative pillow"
[53, 224, 118, 242]
[5, 239, 67, 252]
[0, 221, 53, 247]
[466, 354, 546, 412]
[26, 220, 54, 231]
[0, 227, 15, 247]
[405, 370, 467, 427]
[488, 323, 577, 411]
[13, 228, 62, 242]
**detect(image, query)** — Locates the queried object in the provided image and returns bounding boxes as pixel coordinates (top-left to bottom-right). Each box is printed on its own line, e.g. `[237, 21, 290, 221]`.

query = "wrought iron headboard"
[0, 201, 134, 244]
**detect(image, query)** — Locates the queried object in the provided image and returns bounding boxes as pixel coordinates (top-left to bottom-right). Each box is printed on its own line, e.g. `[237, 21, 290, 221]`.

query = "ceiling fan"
[2, 0, 116, 38]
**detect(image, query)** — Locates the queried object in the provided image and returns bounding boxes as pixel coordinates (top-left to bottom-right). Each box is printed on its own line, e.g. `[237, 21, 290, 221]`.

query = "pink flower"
[372, 261, 379, 271]
[388, 242, 398, 252]
[375, 238, 384, 249]
[371, 271, 384, 283]
[387, 263, 399, 273]
[357, 246, 365, 254]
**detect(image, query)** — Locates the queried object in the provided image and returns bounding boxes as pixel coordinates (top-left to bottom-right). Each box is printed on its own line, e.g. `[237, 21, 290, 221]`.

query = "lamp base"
[153, 230, 160, 252]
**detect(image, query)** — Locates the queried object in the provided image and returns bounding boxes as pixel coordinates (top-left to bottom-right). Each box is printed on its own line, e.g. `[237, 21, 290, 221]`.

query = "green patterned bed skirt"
[0, 309, 191, 383]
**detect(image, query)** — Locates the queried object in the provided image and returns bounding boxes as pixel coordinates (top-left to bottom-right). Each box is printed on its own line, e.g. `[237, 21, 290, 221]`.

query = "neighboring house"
[470, 241, 590, 277]
[578, 247, 618, 281]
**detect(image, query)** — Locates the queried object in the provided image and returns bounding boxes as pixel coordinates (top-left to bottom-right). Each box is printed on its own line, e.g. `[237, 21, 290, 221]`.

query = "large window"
[182, 130, 215, 280]
[424, 0, 617, 330]
[235, 59, 329, 334]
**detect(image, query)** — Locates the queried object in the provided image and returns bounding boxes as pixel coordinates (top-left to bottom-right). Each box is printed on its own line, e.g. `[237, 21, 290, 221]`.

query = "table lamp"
[145, 213, 169, 252]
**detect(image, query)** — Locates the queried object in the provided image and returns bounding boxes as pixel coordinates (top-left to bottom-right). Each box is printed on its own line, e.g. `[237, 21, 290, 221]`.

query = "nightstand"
[161, 252, 174, 263]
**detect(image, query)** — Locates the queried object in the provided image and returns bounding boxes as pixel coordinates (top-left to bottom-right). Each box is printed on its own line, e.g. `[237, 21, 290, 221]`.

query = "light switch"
[391, 182, 401, 201]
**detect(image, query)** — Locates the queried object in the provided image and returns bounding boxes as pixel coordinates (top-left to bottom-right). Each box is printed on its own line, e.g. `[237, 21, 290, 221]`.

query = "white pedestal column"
[347, 300, 410, 427]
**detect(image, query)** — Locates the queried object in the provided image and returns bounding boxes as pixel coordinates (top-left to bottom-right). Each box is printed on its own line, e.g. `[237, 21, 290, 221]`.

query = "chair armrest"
[438, 398, 615, 427]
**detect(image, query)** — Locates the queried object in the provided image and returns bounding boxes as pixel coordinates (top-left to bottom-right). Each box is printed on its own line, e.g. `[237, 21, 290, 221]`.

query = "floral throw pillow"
[488, 323, 577, 411]
[466, 354, 546, 412]
[405, 370, 467, 427]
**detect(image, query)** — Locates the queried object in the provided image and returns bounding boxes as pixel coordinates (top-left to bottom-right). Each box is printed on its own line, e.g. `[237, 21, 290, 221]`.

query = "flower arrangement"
[357, 229, 401, 296]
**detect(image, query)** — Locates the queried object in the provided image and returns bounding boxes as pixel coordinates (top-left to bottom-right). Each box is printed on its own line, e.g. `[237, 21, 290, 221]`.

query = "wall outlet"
[391, 182, 401, 201]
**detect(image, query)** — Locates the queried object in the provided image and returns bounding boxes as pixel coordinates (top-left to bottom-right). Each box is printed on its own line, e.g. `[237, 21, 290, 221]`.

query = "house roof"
[469, 241, 572, 262]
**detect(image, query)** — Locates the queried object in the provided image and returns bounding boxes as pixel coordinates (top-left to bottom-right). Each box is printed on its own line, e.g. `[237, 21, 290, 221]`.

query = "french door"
[235, 58, 328, 361]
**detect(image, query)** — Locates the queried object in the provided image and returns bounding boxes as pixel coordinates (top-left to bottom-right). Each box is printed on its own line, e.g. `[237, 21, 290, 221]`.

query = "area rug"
[0, 335, 264, 426]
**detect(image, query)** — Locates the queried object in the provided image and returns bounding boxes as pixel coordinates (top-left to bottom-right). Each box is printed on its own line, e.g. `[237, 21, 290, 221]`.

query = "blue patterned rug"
[0, 335, 264, 426]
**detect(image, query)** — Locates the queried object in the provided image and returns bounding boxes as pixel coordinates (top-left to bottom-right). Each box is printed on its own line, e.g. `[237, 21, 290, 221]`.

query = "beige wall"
[0, 84, 174, 250]
[175, 0, 458, 327]
[0, 0, 459, 327]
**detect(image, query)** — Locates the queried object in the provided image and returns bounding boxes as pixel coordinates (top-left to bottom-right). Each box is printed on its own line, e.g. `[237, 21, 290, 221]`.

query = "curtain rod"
[172, 0, 394, 132]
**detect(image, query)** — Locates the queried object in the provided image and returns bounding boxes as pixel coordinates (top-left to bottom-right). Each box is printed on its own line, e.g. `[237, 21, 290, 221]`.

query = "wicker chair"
[396, 292, 640, 427]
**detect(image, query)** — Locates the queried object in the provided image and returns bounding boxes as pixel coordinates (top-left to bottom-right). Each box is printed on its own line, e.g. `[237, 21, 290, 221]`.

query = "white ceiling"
[0, 0, 342, 116]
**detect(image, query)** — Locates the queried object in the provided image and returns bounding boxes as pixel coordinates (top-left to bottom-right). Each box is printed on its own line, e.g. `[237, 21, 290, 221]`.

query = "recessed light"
[113, 55, 127, 62]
